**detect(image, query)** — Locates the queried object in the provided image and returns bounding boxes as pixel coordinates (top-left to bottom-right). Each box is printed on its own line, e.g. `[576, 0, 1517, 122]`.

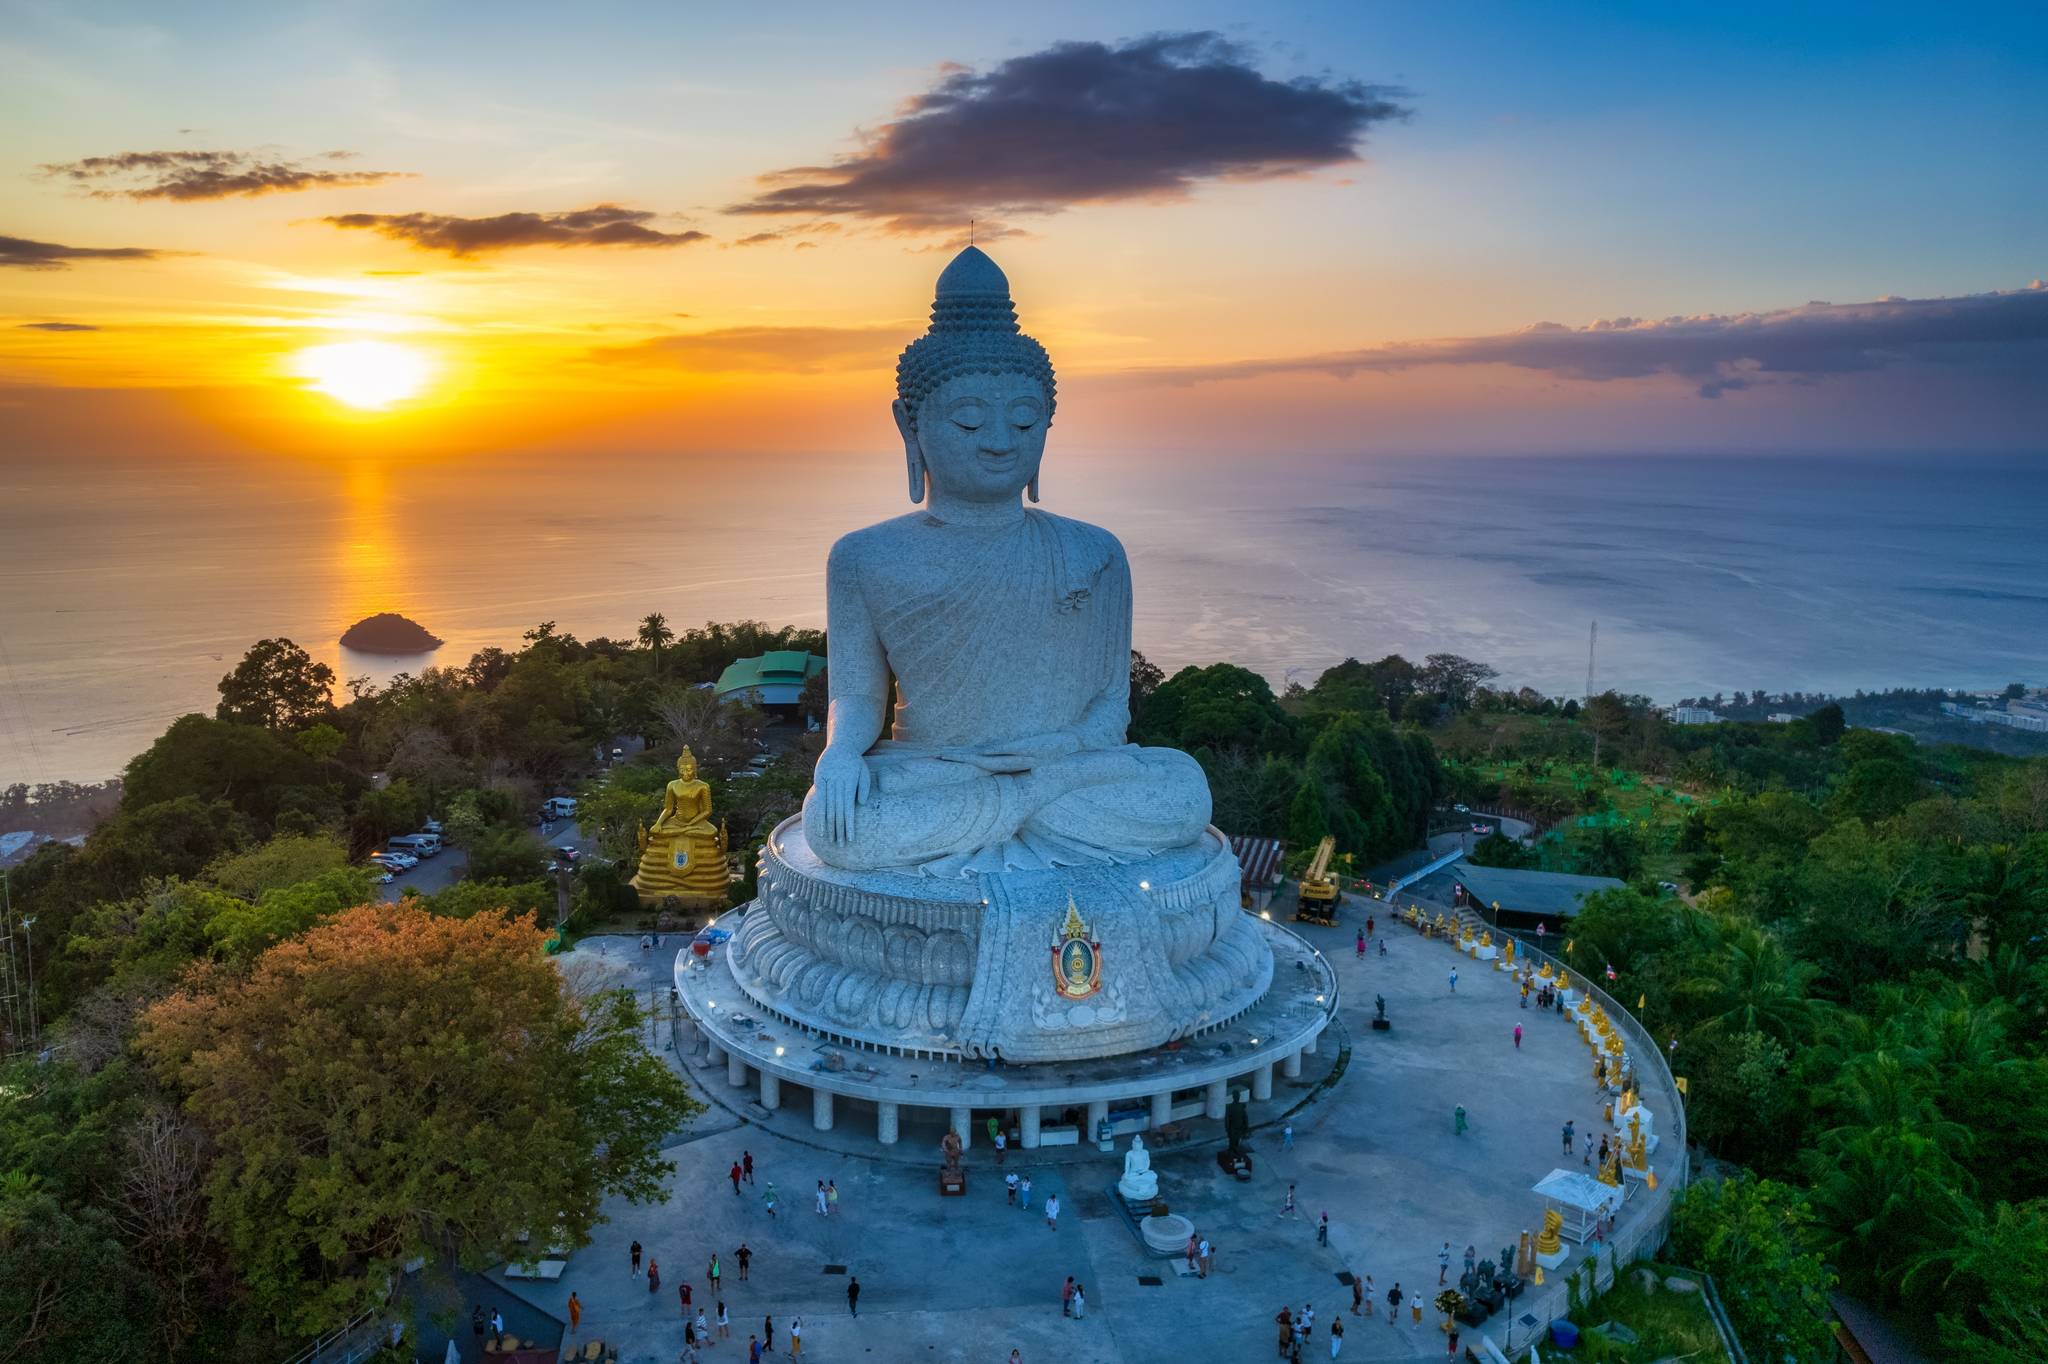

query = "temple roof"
[714, 650, 826, 697]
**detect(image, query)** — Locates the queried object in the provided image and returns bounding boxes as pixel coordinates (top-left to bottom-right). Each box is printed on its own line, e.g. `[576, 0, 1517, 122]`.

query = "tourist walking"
[1062, 1276, 1075, 1317]
[743, 1151, 756, 1184]
[631, 1240, 643, 1275]
[1020, 1174, 1032, 1210]
[1449, 967, 1458, 993]
[763, 1315, 774, 1352]
[1185, 1233, 1198, 1273]
[995, 1128, 1007, 1163]
[1329, 1316, 1343, 1357]
[1355, 929, 1366, 960]
[816, 1181, 828, 1215]
[730, 1161, 743, 1194]
[680, 1280, 693, 1314]
[694, 1309, 709, 1343]
[1349, 1274, 1362, 1315]
[1464, 1244, 1477, 1279]
[709, 1253, 721, 1293]
[470, 1305, 485, 1346]
[1007, 1172, 1019, 1205]
[648, 1257, 660, 1293]
[490, 1309, 503, 1336]
[1562, 1120, 1575, 1154]
[718, 1301, 731, 1340]
[1438, 1243, 1451, 1284]
[748, 1334, 761, 1364]
[1411, 1295, 1423, 1328]
[736, 1243, 750, 1281]
[847, 1276, 860, 1317]
[1045, 1193, 1060, 1229]
[764, 1182, 778, 1217]
[1198, 1235, 1212, 1277]
[1071, 1282, 1086, 1319]
[1386, 1283, 1402, 1326]
[1276, 1306, 1294, 1356]
[1282, 1121, 1294, 1150]
[1514, 1022, 1523, 1049]
[567, 1292, 581, 1333]
[789, 1315, 803, 1357]
[827, 1181, 838, 1215]
[1281, 1183, 1298, 1218]
[1317, 1211, 1329, 1245]
[1361, 1275, 1374, 1317]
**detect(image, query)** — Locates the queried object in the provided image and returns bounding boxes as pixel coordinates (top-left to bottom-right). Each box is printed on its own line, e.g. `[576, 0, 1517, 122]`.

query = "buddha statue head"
[892, 246, 1059, 508]
[675, 747, 699, 781]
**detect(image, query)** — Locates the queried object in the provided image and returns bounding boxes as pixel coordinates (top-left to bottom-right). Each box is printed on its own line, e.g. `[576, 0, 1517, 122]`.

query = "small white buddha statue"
[1117, 1132, 1158, 1201]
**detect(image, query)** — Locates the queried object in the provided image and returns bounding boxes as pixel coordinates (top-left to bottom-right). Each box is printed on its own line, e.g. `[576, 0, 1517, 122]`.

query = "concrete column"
[812, 1087, 835, 1132]
[759, 1071, 781, 1111]
[1019, 1104, 1043, 1149]
[705, 1041, 725, 1066]
[876, 1102, 900, 1145]
[728, 1051, 750, 1087]
[1086, 1099, 1109, 1142]
[1150, 1091, 1173, 1130]
[950, 1106, 972, 1149]
[1252, 1063, 1274, 1102]
[1205, 1079, 1228, 1119]
[1283, 1049, 1304, 1080]
[1303, 1032, 1320, 1057]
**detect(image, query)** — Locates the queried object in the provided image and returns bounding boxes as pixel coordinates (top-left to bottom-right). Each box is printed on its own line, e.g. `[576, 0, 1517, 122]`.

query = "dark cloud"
[732, 231, 785, 247]
[322, 204, 709, 256]
[728, 31, 1407, 231]
[595, 323, 907, 373]
[0, 233, 161, 269]
[17, 321, 100, 331]
[1121, 284, 2048, 399]
[40, 149, 406, 201]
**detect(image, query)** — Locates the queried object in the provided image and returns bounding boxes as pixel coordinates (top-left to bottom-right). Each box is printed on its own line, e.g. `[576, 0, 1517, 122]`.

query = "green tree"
[466, 827, 549, 884]
[1133, 664, 1297, 756]
[215, 638, 335, 731]
[411, 877, 553, 921]
[637, 612, 675, 675]
[137, 905, 695, 1336]
[203, 866, 375, 966]
[0, 1178, 151, 1363]
[205, 833, 351, 900]
[1667, 1176, 1835, 1362]
[124, 714, 346, 835]
[295, 722, 346, 763]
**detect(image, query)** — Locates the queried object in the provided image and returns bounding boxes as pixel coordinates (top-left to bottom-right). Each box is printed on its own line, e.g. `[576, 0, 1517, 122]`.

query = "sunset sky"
[3, 1, 2045, 461]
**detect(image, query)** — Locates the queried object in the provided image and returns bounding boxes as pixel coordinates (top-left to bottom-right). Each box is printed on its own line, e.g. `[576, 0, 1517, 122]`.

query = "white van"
[540, 797, 578, 820]
[387, 834, 439, 859]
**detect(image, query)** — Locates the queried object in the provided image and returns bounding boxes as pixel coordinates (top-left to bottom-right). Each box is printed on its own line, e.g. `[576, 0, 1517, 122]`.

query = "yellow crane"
[1295, 835, 1340, 924]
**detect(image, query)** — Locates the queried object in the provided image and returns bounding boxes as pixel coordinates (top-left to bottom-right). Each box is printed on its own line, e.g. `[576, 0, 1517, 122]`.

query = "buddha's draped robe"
[802, 508, 1209, 873]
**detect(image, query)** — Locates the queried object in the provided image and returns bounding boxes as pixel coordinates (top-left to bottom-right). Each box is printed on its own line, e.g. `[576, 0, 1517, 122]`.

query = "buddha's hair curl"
[896, 248, 1057, 433]
[896, 332, 1057, 435]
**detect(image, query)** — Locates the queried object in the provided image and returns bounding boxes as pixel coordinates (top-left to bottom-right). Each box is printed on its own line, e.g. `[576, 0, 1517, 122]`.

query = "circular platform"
[676, 907, 1334, 1149]
[723, 818, 1274, 1063]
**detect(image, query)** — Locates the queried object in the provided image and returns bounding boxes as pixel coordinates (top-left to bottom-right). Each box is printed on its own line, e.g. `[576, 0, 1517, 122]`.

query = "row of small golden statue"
[631, 747, 731, 909]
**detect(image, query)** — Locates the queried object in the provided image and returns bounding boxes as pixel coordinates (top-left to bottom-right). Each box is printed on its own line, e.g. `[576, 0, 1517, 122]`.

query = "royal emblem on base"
[1050, 896, 1102, 1000]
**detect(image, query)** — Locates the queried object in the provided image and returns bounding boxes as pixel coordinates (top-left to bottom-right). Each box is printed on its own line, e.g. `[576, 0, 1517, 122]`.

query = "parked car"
[1657, 880, 1681, 895]
[1471, 822, 1494, 835]
[422, 819, 444, 835]
[540, 796, 578, 820]
[376, 870, 396, 886]
[374, 852, 418, 872]
[553, 846, 581, 864]
[1453, 803, 1471, 814]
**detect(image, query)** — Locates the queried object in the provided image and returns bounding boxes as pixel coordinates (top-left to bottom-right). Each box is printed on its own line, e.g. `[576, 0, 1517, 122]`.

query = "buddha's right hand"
[812, 746, 872, 844]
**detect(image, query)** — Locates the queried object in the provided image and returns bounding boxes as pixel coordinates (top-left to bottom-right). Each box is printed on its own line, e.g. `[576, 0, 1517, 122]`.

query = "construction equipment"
[1295, 836, 1341, 925]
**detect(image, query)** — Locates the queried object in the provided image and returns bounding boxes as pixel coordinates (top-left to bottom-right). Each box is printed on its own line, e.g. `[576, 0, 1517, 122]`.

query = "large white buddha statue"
[802, 247, 1212, 875]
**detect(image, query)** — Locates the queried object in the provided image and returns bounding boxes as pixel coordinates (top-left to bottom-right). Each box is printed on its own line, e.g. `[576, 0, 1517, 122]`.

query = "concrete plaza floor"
[502, 908, 1645, 1363]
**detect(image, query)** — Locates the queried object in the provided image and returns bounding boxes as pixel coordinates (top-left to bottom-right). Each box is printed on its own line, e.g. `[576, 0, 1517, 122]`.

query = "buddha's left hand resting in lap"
[801, 248, 1211, 875]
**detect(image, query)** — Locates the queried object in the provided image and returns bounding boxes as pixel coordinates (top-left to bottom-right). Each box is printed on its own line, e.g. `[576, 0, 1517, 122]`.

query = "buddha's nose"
[980, 424, 1017, 454]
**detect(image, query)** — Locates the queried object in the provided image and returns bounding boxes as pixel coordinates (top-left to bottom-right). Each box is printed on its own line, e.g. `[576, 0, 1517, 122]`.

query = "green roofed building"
[714, 650, 825, 708]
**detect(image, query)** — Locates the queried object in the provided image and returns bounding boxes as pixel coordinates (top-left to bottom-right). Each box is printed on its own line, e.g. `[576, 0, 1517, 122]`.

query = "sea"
[2, 450, 2044, 785]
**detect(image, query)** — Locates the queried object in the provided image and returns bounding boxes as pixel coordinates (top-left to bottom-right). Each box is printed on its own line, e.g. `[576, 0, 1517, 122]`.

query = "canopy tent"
[1532, 1168, 1624, 1244]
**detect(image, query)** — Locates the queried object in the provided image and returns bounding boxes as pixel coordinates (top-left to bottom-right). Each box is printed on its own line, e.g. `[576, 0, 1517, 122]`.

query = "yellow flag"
[1638, 993, 1646, 1010]
[1566, 939, 1574, 953]
[1532, 1265, 1545, 1286]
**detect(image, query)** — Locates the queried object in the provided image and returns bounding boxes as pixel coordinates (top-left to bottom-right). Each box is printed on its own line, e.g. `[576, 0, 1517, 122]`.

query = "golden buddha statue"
[1501, 939, 1516, 966]
[1556, 972, 1571, 993]
[632, 748, 731, 908]
[1624, 1114, 1648, 1171]
[1597, 1148, 1622, 1187]
[1479, 930, 1492, 949]
[1538, 961, 1555, 980]
[1604, 1032, 1625, 1057]
[1535, 1207, 1563, 1256]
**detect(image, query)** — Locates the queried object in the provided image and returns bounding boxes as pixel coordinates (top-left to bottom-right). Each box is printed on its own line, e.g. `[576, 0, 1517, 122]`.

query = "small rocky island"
[340, 612, 443, 654]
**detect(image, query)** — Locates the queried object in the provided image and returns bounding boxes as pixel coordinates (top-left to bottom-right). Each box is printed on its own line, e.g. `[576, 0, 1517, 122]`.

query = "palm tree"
[1694, 926, 1823, 1045]
[637, 612, 674, 676]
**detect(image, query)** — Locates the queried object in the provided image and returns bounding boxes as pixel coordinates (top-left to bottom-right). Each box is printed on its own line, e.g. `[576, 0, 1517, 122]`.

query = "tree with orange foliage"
[138, 903, 693, 1336]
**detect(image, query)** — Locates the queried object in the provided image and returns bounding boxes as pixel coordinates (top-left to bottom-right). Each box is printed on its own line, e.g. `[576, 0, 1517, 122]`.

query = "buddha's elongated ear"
[892, 398, 925, 504]
[1027, 473, 1040, 503]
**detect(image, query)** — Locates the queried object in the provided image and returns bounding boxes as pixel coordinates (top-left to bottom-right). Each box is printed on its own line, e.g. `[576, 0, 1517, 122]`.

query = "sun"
[295, 339, 434, 410]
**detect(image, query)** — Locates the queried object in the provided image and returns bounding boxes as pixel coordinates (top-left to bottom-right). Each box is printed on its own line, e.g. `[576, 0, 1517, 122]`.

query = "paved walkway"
[502, 903, 1650, 1363]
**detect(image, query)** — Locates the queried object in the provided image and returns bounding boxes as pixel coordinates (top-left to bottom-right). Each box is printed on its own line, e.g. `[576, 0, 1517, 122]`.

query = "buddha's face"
[896, 372, 1048, 504]
[676, 751, 697, 780]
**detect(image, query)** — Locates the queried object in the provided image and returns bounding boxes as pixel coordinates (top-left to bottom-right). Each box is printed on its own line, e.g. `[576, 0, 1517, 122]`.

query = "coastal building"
[1669, 706, 1721, 725]
[712, 650, 825, 709]
[1767, 712, 1798, 723]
